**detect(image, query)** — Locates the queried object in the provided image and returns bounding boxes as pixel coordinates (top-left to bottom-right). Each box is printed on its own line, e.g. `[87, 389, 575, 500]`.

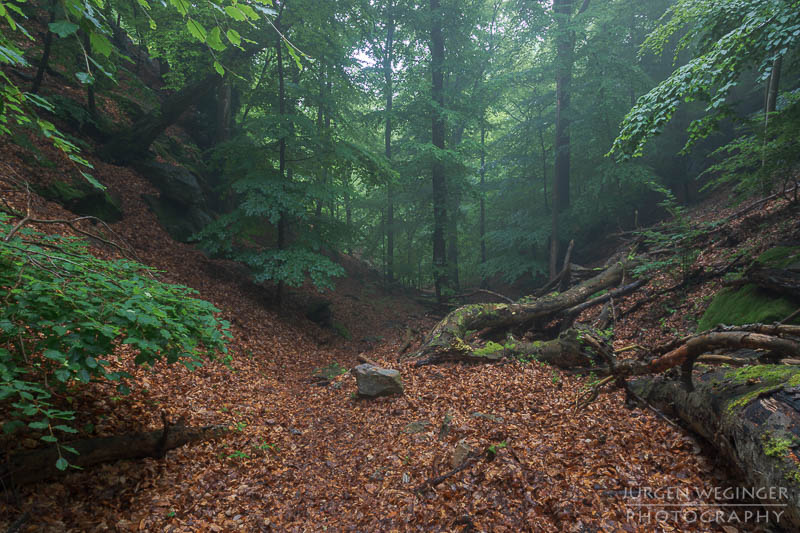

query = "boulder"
[36, 180, 123, 223]
[132, 160, 206, 207]
[141, 194, 212, 243]
[353, 364, 403, 397]
[133, 160, 214, 242]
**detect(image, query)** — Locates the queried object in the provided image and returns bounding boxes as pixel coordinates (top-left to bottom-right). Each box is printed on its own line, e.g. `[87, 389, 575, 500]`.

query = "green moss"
[762, 433, 797, 459]
[757, 246, 800, 268]
[697, 284, 798, 331]
[724, 365, 800, 413]
[332, 322, 351, 340]
[474, 341, 504, 357]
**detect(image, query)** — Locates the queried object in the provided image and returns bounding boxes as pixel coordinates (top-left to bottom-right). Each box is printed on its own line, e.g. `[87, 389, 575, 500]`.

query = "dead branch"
[413, 454, 479, 494]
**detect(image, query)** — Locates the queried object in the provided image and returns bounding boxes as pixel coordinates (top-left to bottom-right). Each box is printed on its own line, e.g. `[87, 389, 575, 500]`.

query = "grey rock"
[404, 420, 430, 434]
[133, 160, 206, 207]
[353, 364, 403, 397]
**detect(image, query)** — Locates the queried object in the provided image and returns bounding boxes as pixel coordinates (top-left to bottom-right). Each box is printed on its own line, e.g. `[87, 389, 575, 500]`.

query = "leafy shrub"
[0, 213, 230, 465]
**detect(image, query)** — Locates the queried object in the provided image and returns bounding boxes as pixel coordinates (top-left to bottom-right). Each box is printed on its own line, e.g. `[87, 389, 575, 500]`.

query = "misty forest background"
[3, 0, 797, 305]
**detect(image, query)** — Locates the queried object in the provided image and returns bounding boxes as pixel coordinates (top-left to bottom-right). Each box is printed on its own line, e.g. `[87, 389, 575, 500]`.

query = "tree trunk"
[384, 4, 395, 283]
[102, 74, 221, 164]
[276, 23, 287, 307]
[3, 423, 227, 487]
[411, 258, 630, 365]
[430, 0, 448, 304]
[32, 1, 56, 95]
[479, 120, 487, 286]
[630, 369, 800, 529]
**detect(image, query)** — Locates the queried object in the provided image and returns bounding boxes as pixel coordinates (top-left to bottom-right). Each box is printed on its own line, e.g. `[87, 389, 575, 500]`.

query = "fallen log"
[410, 259, 634, 365]
[630, 366, 800, 529]
[746, 265, 800, 300]
[2, 422, 228, 486]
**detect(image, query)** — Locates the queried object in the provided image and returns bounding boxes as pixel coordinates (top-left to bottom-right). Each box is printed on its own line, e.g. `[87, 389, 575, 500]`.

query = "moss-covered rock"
[697, 284, 798, 331]
[36, 180, 123, 223]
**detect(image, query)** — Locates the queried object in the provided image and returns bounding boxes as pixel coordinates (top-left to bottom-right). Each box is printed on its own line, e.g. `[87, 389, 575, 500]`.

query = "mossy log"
[631, 366, 800, 529]
[2, 423, 228, 486]
[410, 260, 631, 365]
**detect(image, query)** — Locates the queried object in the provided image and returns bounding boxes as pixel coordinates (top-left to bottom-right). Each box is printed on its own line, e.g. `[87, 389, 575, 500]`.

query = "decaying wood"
[630, 368, 800, 529]
[410, 259, 633, 365]
[2, 423, 228, 486]
[745, 265, 800, 300]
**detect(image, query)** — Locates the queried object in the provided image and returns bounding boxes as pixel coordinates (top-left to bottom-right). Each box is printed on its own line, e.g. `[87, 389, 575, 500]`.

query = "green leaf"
[213, 61, 225, 76]
[49, 21, 79, 38]
[89, 31, 112, 58]
[207, 27, 226, 52]
[56, 457, 69, 470]
[75, 72, 94, 85]
[44, 349, 65, 362]
[28, 420, 49, 430]
[41, 435, 58, 443]
[224, 5, 247, 21]
[53, 424, 78, 433]
[226, 29, 241, 47]
[186, 18, 207, 43]
[168, 0, 188, 16]
[286, 44, 303, 70]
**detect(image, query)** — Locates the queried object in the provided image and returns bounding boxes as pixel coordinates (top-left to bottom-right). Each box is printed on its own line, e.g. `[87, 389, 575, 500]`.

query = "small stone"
[404, 420, 430, 434]
[452, 439, 472, 469]
[353, 364, 403, 397]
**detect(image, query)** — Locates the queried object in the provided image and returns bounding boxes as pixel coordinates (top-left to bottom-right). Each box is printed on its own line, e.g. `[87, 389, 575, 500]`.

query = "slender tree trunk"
[216, 80, 232, 144]
[430, 0, 448, 303]
[83, 33, 96, 118]
[479, 120, 487, 286]
[549, 0, 589, 280]
[276, 26, 287, 307]
[32, 1, 56, 94]
[761, 55, 783, 194]
[384, 4, 396, 283]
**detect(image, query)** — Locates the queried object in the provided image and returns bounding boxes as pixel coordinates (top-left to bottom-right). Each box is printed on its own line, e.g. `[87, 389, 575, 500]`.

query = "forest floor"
[2, 124, 800, 532]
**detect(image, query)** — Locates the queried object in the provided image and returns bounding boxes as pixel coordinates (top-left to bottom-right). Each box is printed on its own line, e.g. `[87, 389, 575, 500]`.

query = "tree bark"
[2, 423, 228, 486]
[32, 1, 56, 95]
[276, 17, 288, 307]
[384, 3, 395, 283]
[430, 0, 448, 304]
[630, 369, 800, 529]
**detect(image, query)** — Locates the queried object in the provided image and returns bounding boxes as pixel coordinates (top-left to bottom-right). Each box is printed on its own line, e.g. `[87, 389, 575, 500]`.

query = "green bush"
[0, 213, 230, 466]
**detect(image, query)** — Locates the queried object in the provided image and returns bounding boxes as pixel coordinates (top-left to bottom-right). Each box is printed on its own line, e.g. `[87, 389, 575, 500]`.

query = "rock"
[404, 420, 430, 434]
[36, 180, 123, 223]
[305, 298, 333, 327]
[353, 364, 403, 397]
[471, 412, 504, 423]
[452, 439, 471, 469]
[132, 160, 206, 207]
[141, 195, 212, 242]
[134, 160, 214, 242]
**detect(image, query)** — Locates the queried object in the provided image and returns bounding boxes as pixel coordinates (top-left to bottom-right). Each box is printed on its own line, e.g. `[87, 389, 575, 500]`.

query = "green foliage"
[703, 90, 800, 196]
[0, 213, 230, 461]
[632, 183, 706, 283]
[756, 246, 800, 269]
[610, 0, 800, 159]
[197, 138, 344, 291]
